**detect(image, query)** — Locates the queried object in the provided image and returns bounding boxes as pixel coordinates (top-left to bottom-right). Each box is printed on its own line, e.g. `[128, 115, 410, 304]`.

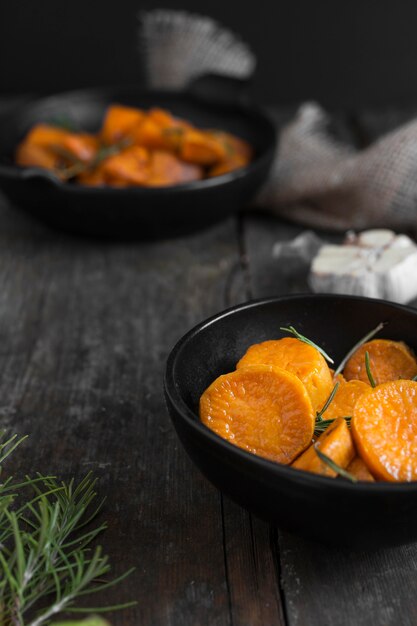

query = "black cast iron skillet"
[165, 294, 417, 549]
[0, 75, 276, 239]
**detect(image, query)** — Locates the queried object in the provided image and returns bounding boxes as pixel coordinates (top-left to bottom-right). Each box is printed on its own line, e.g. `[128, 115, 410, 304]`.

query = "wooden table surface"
[1, 99, 417, 625]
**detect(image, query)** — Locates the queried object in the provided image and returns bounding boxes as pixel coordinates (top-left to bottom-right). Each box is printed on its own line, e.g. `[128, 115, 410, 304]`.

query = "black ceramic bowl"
[0, 76, 276, 239]
[165, 294, 417, 549]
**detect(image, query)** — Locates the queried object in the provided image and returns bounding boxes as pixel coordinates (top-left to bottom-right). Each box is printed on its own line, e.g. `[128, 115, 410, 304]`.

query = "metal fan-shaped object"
[138, 9, 256, 89]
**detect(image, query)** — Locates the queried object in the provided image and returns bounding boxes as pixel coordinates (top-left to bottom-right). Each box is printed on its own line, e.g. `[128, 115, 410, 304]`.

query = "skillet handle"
[185, 73, 251, 107]
[0, 163, 60, 186]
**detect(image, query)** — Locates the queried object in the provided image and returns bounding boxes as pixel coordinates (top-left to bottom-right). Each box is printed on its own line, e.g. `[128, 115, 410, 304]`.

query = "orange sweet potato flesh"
[147, 151, 202, 186]
[180, 129, 228, 165]
[100, 146, 150, 186]
[101, 105, 145, 145]
[237, 337, 333, 412]
[200, 364, 315, 464]
[352, 380, 417, 481]
[15, 142, 61, 171]
[17, 124, 98, 163]
[344, 339, 417, 384]
[208, 154, 248, 177]
[324, 379, 369, 421]
[346, 457, 375, 482]
[16, 106, 253, 187]
[292, 417, 355, 477]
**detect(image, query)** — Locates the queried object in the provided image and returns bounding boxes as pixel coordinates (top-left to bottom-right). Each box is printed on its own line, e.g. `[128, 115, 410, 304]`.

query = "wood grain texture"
[0, 185, 284, 625]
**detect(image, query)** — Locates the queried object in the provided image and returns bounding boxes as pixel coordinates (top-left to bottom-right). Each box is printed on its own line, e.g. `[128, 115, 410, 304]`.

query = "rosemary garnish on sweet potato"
[314, 443, 358, 483]
[333, 322, 385, 377]
[365, 351, 377, 387]
[279, 326, 334, 364]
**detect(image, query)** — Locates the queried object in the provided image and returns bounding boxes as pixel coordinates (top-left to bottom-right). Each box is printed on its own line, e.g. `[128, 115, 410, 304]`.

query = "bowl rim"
[164, 293, 417, 492]
[0, 84, 277, 194]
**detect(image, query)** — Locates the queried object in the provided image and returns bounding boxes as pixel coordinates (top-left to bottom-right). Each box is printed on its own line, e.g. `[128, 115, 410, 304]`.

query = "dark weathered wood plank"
[0, 188, 286, 625]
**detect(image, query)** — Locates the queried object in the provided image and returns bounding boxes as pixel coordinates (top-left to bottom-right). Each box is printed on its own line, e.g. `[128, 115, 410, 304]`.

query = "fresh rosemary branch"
[0, 432, 135, 626]
[53, 140, 131, 181]
[316, 383, 339, 421]
[365, 351, 377, 387]
[279, 326, 334, 364]
[314, 416, 352, 437]
[314, 443, 357, 483]
[333, 322, 385, 377]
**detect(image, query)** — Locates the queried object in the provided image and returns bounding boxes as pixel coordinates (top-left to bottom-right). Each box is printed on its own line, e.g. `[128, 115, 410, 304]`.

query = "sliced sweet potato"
[101, 146, 150, 186]
[352, 380, 417, 481]
[329, 369, 346, 384]
[146, 150, 202, 186]
[237, 337, 333, 412]
[15, 142, 61, 171]
[323, 379, 369, 421]
[292, 416, 355, 477]
[346, 457, 375, 482]
[180, 129, 228, 165]
[344, 339, 417, 384]
[135, 116, 173, 151]
[101, 105, 145, 145]
[208, 154, 248, 177]
[208, 130, 252, 159]
[19, 124, 98, 163]
[76, 162, 107, 186]
[200, 364, 315, 464]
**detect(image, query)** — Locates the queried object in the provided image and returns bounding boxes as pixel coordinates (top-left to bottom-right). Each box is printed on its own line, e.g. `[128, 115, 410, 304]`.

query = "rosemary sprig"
[0, 432, 135, 626]
[314, 443, 357, 483]
[279, 326, 334, 364]
[333, 322, 385, 377]
[316, 383, 339, 421]
[365, 351, 377, 387]
[314, 416, 352, 437]
[52, 140, 131, 181]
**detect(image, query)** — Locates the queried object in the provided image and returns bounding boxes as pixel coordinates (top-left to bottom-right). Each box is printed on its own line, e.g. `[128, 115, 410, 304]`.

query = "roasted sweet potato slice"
[208, 154, 248, 177]
[237, 337, 333, 412]
[323, 379, 369, 421]
[208, 130, 252, 159]
[292, 417, 355, 477]
[146, 151, 202, 186]
[180, 129, 228, 165]
[76, 162, 107, 186]
[101, 105, 145, 145]
[352, 380, 417, 481]
[100, 146, 150, 186]
[346, 457, 375, 482]
[200, 365, 315, 464]
[15, 142, 61, 171]
[19, 124, 98, 163]
[344, 339, 417, 384]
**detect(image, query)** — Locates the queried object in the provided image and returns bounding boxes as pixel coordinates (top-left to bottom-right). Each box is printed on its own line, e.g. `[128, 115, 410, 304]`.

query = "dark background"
[1, 0, 417, 107]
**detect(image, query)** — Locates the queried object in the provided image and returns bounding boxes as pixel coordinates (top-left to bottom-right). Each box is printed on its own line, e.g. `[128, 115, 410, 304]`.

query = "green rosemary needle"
[365, 351, 377, 387]
[279, 326, 334, 364]
[0, 432, 135, 626]
[316, 383, 340, 421]
[314, 416, 352, 437]
[314, 443, 357, 483]
[333, 322, 385, 377]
